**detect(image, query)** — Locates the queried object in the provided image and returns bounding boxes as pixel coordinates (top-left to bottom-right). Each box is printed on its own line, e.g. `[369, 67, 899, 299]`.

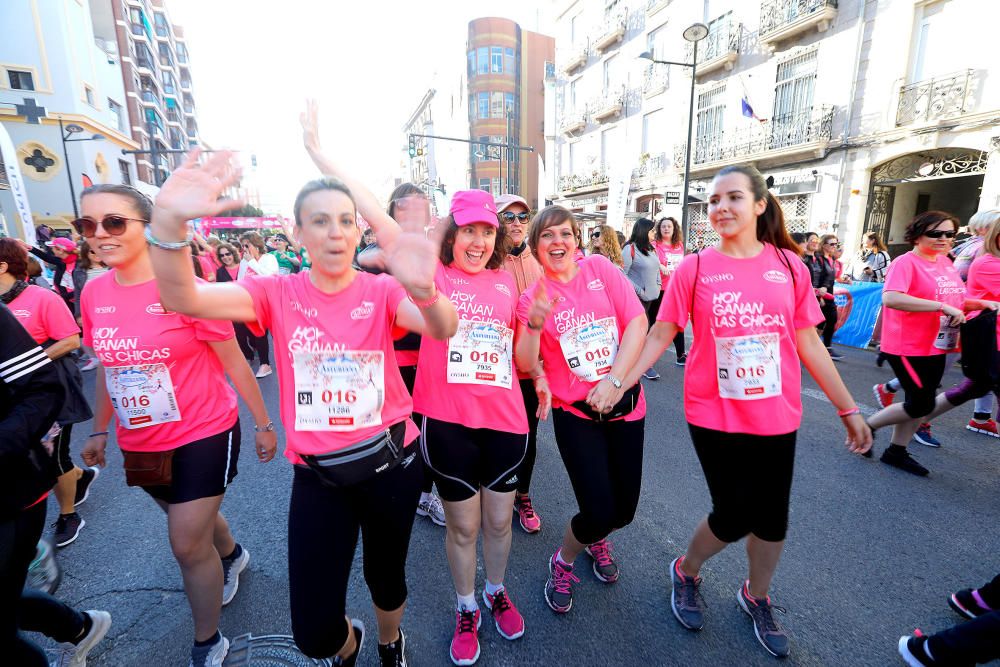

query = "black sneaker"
[333, 619, 365, 667]
[880, 447, 930, 476]
[669, 557, 705, 631]
[898, 631, 939, 666]
[949, 588, 992, 619]
[377, 627, 407, 667]
[737, 582, 789, 658]
[74, 466, 100, 507]
[827, 347, 845, 361]
[675, 353, 687, 366]
[53, 513, 85, 547]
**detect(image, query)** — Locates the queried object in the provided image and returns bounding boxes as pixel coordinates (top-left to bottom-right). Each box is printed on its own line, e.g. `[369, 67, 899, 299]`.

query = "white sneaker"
[221, 546, 250, 606]
[51, 610, 112, 667]
[416, 493, 446, 526]
[189, 635, 229, 667]
[78, 357, 99, 372]
[255, 364, 273, 378]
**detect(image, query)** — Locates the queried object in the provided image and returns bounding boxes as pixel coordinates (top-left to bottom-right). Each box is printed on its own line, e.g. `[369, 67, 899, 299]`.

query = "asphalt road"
[28, 341, 1000, 666]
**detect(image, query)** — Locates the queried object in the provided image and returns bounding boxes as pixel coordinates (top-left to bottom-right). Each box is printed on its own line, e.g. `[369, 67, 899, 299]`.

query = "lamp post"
[59, 117, 104, 218]
[638, 22, 708, 250]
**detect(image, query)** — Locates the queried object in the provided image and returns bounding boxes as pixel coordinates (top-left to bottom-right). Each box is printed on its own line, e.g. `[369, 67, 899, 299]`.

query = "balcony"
[689, 18, 740, 77]
[674, 105, 835, 175]
[163, 82, 177, 96]
[759, 0, 837, 50]
[896, 70, 975, 127]
[166, 109, 182, 124]
[592, 89, 625, 122]
[178, 51, 189, 65]
[561, 48, 588, 75]
[140, 89, 161, 106]
[643, 63, 668, 97]
[559, 170, 609, 194]
[633, 152, 669, 179]
[646, 0, 671, 16]
[130, 23, 146, 38]
[186, 127, 198, 140]
[559, 111, 588, 135]
[183, 102, 195, 115]
[159, 54, 175, 69]
[136, 56, 156, 73]
[593, 18, 627, 53]
[155, 24, 169, 38]
[181, 77, 192, 91]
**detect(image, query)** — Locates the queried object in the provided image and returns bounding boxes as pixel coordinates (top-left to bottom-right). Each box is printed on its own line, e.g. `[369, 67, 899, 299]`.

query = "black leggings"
[820, 300, 838, 347]
[54, 423, 74, 476]
[648, 291, 685, 356]
[551, 408, 644, 545]
[517, 378, 540, 495]
[928, 609, 1000, 664]
[689, 424, 796, 543]
[234, 323, 269, 365]
[884, 353, 948, 419]
[398, 364, 433, 495]
[288, 450, 423, 658]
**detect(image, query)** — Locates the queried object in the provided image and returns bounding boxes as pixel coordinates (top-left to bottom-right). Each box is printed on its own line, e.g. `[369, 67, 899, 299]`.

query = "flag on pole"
[741, 96, 764, 123]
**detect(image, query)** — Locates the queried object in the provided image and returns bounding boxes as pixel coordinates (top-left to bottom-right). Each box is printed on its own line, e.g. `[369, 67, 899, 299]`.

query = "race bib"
[293, 351, 384, 431]
[106, 364, 182, 429]
[665, 253, 683, 273]
[447, 319, 513, 388]
[715, 333, 781, 400]
[559, 316, 619, 382]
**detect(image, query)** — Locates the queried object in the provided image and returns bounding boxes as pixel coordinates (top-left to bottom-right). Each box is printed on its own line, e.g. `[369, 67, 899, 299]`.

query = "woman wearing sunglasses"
[816, 234, 843, 360]
[73, 184, 277, 667]
[866, 211, 999, 476]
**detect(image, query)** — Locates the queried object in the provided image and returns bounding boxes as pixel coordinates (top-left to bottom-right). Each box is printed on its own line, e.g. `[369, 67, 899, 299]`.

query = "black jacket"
[803, 253, 835, 292]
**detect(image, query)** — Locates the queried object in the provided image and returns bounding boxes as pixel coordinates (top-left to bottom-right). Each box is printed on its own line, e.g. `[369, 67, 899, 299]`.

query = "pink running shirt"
[241, 271, 418, 464]
[657, 245, 822, 436]
[413, 264, 528, 434]
[654, 242, 684, 290]
[516, 255, 647, 421]
[961, 254, 1000, 349]
[881, 251, 966, 356]
[10, 285, 79, 344]
[80, 272, 238, 452]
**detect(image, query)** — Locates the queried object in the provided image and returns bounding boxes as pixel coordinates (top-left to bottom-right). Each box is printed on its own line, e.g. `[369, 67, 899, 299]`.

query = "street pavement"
[29, 340, 1000, 666]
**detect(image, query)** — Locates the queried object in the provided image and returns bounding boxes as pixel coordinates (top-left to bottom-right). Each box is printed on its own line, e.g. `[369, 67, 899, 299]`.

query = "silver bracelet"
[144, 225, 192, 250]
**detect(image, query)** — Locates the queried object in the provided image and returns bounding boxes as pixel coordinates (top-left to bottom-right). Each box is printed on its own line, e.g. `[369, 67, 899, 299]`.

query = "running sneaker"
[675, 353, 687, 367]
[880, 447, 930, 476]
[221, 544, 250, 606]
[544, 550, 579, 614]
[898, 630, 939, 666]
[449, 608, 481, 666]
[255, 363, 273, 378]
[737, 581, 789, 658]
[51, 610, 112, 667]
[669, 556, 705, 631]
[873, 383, 895, 409]
[876, 350, 887, 367]
[913, 423, 942, 448]
[189, 634, 229, 667]
[53, 513, 85, 548]
[513, 494, 541, 534]
[949, 588, 993, 619]
[333, 620, 365, 667]
[482, 588, 525, 640]
[74, 466, 100, 507]
[642, 367, 661, 380]
[78, 356, 100, 372]
[966, 418, 999, 437]
[584, 539, 619, 583]
[826, 347, 845, 361]
[416, 493, 447, 527]
[377, 627, 407, 667]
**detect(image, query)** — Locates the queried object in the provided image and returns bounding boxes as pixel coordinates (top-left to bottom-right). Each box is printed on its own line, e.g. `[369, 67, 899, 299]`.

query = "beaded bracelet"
[409, 289, 440, 309]
[144, 225, 193, 251]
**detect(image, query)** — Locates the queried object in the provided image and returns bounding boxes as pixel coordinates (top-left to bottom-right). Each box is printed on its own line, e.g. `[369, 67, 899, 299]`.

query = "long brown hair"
[714, 164, 797, 254]
[588, 224, 623, 267]
[863, 232, 887, 253]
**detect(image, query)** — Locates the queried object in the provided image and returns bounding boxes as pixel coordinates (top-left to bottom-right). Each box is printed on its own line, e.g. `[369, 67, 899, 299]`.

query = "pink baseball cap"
[46, 237, 78, 253]
[495, 193, 528, 213]
[450, 190, 499, 228]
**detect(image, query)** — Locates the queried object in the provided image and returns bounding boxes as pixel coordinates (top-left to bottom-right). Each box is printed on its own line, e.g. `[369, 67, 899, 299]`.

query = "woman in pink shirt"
[515, 205, 648, 616]
[652, 216, 687, 365]
[74, 184, 276, 667]
[622, 165, 870, 659]
[866, 211, 999, 476]
[145, 135, 458, 665]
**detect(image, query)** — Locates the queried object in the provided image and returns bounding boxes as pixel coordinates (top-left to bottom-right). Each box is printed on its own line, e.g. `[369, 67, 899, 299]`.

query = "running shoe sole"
[545, 558, 572, 614]
[872, 384, 889, 408]
[416, 504, 447, 527]
[74, 467, 100, 507]
[221, 548, 250, 606]
[737, 588, 787, 658]
[948, 592, 980, 619]
[912, 432, 941, 447]
[55, 518, 85, 548]
[517, 514, 541, 534]
[74, 610, 112, 665]
[897, 635, 929, 667]
[481, 590, 524, 640]
[669, 558, 704, 631]
[966, 424, 1000, 437]
[584, 546, 619, 583]
[449, 614, 481, 666]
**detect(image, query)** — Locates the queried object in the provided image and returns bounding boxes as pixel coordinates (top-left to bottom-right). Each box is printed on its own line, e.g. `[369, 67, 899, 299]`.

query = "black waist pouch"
[301, 421, 408, 488]
[571, 384, 641, 422]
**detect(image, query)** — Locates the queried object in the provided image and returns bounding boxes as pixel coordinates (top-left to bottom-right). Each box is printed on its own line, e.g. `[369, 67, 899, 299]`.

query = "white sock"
[484, 580, 504, 596]
[456, 592, 478, 612]
[420, 492, 432, 504]
[556, 548, 574, 567]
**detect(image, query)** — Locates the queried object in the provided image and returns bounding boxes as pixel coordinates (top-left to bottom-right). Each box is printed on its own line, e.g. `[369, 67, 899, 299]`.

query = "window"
[490, 91, 505, 118]
[570, 15, 578, 45]
[154, 12, 168, 37]
[158, 42, 173, 67]
[569, 79, 577, 109]
[492, 177, 501, 196]
[774, 50, 817, 122]
[176, 43, 188, 64]
[504, 93, 515, 118]
[568, 142, 576, 175]
[109, 99, 124, 131]
[601, 128, 613, 170]
[477, 47, 489, 75]
[647, 25, 667, 59]
[469, 96, 475, 120]
[642, 110, 663, 154]
[118, 159, 132, 185]
[479, 178, 490, 192]
[491, 47, 503, 73]
[777, 194, 811, 233]
[504, 48, 515, 74]
[468, 50, 475, 76]
[476, 135, 489, 162]
[84, 86, 95, 106]
[603, 55, 617, 94]
[696, 85, 726, 162]
[7, 70, 34, 91]
[477, 92, 489, 119]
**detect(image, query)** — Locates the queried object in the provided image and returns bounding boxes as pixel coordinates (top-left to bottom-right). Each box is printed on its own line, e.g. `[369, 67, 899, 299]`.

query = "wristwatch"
[604, 374, 623, 389]
[254, 421, 275, 432]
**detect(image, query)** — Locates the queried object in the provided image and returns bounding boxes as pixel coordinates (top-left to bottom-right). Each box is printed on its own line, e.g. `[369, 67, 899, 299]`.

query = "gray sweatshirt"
[622, 243, 661, 302]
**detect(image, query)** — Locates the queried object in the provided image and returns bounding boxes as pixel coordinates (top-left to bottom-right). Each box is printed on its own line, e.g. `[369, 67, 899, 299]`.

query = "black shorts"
[419, 417, 527, 502]
[884, 353, 948, 418]
[141, 419, 241, 504]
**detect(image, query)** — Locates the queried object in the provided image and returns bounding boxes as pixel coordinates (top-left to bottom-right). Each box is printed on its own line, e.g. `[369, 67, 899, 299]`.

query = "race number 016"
[735, 366, 766, 379]
[585, 346, 612, 363]
[469, 350, 500, 365]
[119, 395, 150, 408]
[321, 390, 358, 404]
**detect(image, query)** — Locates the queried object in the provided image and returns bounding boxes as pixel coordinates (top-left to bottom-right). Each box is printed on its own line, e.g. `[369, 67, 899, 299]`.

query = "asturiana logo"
[587, 279, 605, 291]
[763, 270, 788, 284]
[145, 303, 168, 315]
[495, 283, 511, 297]
[351, 301, 375, 320]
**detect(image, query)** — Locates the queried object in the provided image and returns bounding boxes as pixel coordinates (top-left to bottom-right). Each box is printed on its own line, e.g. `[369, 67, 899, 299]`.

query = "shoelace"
[518, 497, 536, 519]
[490, 590, 513, 614]
[750, 599, 787, 635]
[456, 609, 477, 635]
[551, 560, 580, 594]
[677, 574, 706, 611]
[51, 642, 78, 667]
[589, 540, 614, 567]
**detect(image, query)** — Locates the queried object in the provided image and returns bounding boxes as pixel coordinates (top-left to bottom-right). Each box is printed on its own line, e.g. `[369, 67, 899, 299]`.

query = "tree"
[217, 203, 264, 217]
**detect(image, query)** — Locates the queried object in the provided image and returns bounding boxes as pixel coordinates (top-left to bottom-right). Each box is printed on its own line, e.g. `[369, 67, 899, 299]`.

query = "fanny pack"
[571, 384, 641, 422]
[122, 449, 175, 487]
[301, 421, 408, 488]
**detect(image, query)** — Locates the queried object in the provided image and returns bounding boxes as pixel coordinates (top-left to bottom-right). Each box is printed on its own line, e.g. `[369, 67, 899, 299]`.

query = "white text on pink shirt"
[712, 291, 787, 329]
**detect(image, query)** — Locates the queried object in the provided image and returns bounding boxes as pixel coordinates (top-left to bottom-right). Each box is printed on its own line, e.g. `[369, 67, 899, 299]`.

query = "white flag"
[0, 123, 37, 245]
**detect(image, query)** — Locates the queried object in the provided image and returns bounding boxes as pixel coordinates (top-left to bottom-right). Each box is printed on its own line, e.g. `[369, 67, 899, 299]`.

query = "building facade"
[547, 0, 1000, 254]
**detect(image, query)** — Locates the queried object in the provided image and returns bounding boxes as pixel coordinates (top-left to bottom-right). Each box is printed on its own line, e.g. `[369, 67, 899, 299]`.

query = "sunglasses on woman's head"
[924, 230, 956, 239]
[71, 214, 147, 237]
[501, 211, 529, 222]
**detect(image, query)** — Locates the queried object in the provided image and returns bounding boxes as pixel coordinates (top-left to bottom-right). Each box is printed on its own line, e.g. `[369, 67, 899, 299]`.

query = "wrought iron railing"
[559, 111, 588, 134]
[633, 152, 668, 179]
[559, 170, 609, 192]
[643, 64, 668, 95]
[689, 18, 740, 63]
[675, 105, 835, 166]
[759, 0, 837, 37]
[895, 70, 974, 126]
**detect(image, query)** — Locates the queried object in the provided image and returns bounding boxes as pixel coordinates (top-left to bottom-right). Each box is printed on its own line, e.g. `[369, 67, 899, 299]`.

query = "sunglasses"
[924, 230, 956, 239]
[591, 231, 601, 238]
[71, 214, 147, 237]
[501, 211, 529, 222]
[219, 251, 233, 257]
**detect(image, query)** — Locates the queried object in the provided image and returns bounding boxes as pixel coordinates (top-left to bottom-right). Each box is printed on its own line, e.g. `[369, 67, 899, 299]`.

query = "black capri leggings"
[288, 446, 423, 659]
[517, 378, 540, 495]
[552, 408, 644, 546]
[884, 353, 948, 419]
[233, 323, 269, 366]
[647, 291, 685, 357]
[820, 300, 838, 348]
[54, 423, 74, 476]
[689, 424, 796, 543]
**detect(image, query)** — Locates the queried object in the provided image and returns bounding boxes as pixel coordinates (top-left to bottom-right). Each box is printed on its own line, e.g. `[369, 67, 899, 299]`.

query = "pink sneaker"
[482, 587, 524, 640]
[449, 608, 481, 666]
[584, 539, 619, 583]
[873, 383, 895, 409]
[514, 495, 541, 534]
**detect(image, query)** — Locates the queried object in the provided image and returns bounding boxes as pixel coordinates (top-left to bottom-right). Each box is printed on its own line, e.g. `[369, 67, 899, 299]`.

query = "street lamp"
[59, 117, 104, 218]
[639, 21, 708, 250]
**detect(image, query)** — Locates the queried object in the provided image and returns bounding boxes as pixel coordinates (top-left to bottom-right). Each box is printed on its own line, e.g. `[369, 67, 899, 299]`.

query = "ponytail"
[715, 164, 798, 255]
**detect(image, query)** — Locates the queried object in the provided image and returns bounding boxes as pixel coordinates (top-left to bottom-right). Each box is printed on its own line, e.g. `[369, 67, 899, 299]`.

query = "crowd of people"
[2, 103, 997, 667]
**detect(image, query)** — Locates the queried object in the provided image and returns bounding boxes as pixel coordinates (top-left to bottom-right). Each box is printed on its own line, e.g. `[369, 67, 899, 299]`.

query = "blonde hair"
[588, 224, 623, 267]
[981, 216, 1000, 259]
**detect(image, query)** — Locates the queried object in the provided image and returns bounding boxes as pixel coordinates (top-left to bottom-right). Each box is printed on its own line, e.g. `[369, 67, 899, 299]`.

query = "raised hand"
[526, 278, 553, 331]
[153, 150, 244, 236]
[383, 196, 438, 300]
[300, 99, 322, 156]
